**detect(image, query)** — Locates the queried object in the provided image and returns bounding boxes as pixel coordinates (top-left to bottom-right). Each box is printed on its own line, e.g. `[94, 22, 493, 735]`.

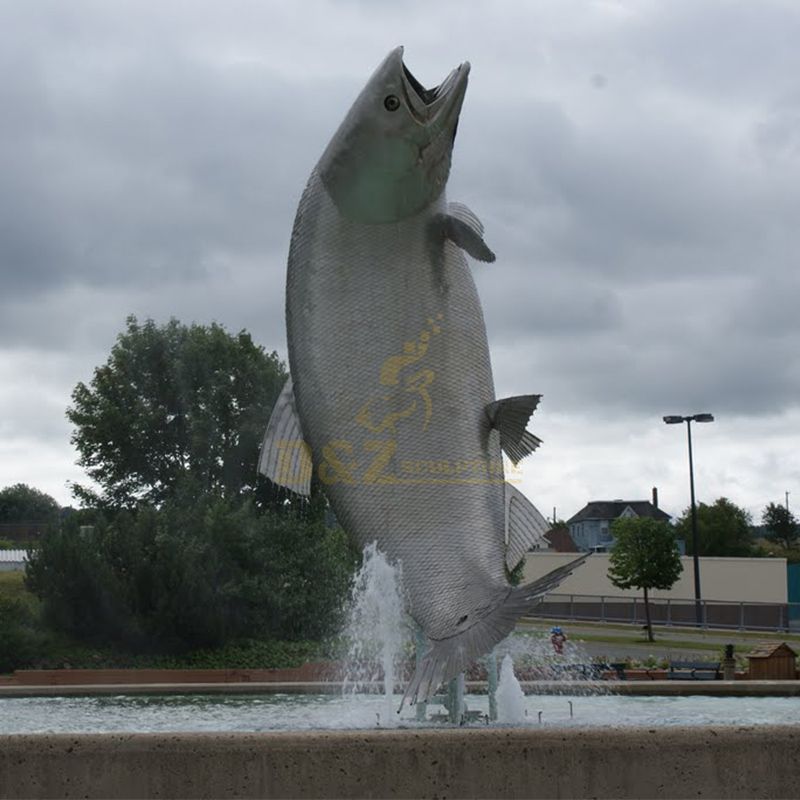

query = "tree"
[0, 484, 60, 524]
[762, 502, 798, 550]
[608, 517, 683, 642]
[674, 497, 754, 557]
[67, 316, 287, 507]
[0, 596, 41, 673]
[25, 489, 360, 650]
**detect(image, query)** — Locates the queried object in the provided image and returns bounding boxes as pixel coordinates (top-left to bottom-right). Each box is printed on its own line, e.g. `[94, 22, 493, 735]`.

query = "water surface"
[1, 692, 798, 734]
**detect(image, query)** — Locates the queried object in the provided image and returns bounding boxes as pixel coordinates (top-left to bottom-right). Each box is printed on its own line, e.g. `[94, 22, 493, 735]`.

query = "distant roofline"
[567, 499, 672, 525]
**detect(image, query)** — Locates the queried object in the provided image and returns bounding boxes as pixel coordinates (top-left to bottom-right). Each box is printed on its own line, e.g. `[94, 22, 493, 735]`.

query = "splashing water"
[493, 629, 607, 692]
[496, 654, 526, 723]
[342, 542, 408, 718]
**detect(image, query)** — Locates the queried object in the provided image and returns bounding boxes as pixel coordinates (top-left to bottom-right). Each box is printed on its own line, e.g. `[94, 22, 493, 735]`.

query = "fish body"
[260, 47, 585, 701]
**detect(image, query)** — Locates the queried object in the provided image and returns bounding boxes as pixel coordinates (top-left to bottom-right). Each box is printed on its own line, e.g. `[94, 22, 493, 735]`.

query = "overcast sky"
[1, 0, 798, 523]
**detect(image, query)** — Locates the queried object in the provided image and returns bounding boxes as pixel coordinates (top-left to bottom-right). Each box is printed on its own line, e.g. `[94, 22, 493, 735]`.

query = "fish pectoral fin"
[441, 202, 496, 263]
[504, 484, 550, 571]
[486, 394, 542, 465]
[257, 376, 313, 497]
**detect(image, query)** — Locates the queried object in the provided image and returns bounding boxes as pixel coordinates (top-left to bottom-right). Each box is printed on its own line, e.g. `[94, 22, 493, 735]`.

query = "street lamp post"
[663, 413, 714, 626]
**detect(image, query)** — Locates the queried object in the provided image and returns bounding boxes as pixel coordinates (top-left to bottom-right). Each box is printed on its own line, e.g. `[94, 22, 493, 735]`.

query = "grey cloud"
[755, 91, 800, 161]
[0, 0, 799, 516]
[475, 265, 623, 340]
[654, 3, 799, 100]
[0, 24, 352, 307]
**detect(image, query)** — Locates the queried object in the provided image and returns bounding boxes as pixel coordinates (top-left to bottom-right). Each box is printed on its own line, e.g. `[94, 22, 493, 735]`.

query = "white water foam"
[342, 542, 409, 723]
[496, 654, 526, 723]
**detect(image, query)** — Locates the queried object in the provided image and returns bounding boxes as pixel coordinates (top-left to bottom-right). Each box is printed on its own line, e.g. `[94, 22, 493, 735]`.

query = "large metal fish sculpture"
[259, 47, 586, 703]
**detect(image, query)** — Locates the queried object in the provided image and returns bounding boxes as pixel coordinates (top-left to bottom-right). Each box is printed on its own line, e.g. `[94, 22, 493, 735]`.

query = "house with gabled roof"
[542, 526, 579, 553]
[566, 489, 671, 552]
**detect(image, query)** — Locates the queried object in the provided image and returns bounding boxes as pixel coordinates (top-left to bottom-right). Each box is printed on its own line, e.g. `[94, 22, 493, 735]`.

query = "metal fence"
[530, 593, 797, 632]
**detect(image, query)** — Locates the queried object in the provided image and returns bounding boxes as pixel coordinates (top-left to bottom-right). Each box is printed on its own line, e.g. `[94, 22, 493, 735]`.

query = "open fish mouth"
[395, 46, 470, 125]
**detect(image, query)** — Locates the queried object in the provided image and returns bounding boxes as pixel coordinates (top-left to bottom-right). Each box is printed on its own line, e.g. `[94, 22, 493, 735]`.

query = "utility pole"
[663, 413, 714, 627]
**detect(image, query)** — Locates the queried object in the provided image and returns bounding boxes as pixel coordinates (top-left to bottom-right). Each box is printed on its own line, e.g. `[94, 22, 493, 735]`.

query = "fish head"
[318, 46, 470, 223]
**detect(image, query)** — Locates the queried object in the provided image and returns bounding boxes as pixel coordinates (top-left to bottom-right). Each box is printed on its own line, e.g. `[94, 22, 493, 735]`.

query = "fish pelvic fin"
[505, 484, 550, 571]
[403, 553, 589, 705]
[258, 376, 313, 496]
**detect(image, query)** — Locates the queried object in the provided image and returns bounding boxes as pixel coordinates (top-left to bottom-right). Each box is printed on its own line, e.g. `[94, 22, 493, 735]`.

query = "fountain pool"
[2, 691, 798, 734]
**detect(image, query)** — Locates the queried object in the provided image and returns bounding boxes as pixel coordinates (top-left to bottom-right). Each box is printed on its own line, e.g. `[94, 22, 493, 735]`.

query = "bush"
[25, 492, 360, 653]
[0, 596, 42, 673]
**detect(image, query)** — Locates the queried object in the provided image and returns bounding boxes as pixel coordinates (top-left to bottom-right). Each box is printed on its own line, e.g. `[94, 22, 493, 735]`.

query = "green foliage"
[0, 572, 328, 673]
[67, 316, 287, 508]
[0, 483, 60, 523]
[762, 502, 799, 550]
[26, 639, 323, 672]
[674, 497, 755, 557]
[25, 492, 360, 652]
[609, 517, 683, 643]
[0, 596, 42, 673]
[0, 571, 38, 609]
[22, 316, 365, 667]
[609, 517, 683, 592]
[505, 557, 525, 586]
[145, 639, 324, 670]
[0, 573, 45, 672]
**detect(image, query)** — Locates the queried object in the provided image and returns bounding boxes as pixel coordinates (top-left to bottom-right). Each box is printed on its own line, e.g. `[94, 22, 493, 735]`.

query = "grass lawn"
[518, 615, 800, 655]
[0, 570, 39, 612]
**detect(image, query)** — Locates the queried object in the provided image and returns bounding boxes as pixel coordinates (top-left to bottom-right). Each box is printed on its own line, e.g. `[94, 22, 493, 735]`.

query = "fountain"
[342, 542, 479, 726]
[341, 541, 408, 721]
[4, 630, 800, 797]
[495, 654, 526, 724]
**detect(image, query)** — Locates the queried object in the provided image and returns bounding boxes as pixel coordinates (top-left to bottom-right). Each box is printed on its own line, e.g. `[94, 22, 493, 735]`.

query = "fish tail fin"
[403, 553, 589, 705]
[516, 552, 590, 604]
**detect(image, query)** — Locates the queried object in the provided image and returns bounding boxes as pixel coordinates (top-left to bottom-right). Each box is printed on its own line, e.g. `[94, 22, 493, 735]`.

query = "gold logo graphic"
[354, 315, 442, 434]
[276, 313, 520, 487]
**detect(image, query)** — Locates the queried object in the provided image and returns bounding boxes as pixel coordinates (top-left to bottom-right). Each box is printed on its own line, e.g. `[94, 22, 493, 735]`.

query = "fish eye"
[384, 94, 401, 112]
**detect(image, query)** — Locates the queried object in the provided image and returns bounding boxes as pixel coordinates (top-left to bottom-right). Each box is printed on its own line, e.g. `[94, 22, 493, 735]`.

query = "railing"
[529, 593, 796, 632]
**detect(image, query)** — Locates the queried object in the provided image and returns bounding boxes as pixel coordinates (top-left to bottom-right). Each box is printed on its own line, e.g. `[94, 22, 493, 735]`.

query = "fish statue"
[260, 47, 586, 703]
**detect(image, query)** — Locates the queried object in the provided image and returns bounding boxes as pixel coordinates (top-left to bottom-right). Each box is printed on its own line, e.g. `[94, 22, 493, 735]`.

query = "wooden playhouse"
[746, 642, 798, 680]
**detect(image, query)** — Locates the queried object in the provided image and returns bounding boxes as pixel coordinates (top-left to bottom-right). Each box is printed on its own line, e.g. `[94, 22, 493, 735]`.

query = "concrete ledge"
[7, 666, 337, 685]
[2, 727, 799, 799]
[0, 681, 346, 698]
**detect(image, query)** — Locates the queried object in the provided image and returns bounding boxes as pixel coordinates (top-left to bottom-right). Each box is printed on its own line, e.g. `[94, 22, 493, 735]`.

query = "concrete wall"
[2, 728, 799, 799]
[524, 552, 788, 603]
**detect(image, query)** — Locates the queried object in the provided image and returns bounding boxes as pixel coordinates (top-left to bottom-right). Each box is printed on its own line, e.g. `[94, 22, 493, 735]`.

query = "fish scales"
[261, 47, 586, 703]
[288, 170, 508, 639]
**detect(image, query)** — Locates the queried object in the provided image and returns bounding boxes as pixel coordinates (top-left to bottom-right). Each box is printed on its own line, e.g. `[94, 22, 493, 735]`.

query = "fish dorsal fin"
[442, 202, 496, 262]
[258, 377, 313, 496]
[486, 394, 542, 465]
[504, 483, 550, 571]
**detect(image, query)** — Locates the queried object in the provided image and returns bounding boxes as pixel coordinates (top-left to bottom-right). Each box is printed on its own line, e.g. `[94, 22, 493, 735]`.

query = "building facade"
[567, 495, 671, 552]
